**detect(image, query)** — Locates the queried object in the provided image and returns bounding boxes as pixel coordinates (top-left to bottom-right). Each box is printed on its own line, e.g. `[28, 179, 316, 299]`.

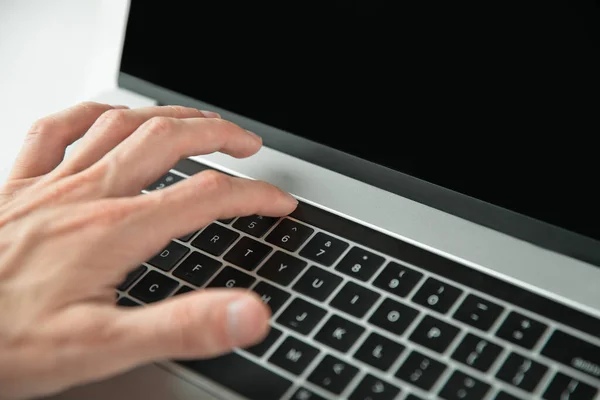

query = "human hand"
[0, 102, 297, 399]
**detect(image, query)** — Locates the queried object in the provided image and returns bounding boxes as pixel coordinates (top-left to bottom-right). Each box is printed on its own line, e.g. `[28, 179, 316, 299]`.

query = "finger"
[110, 290, 270, 363]
[8, 102, 123, 180]
[91, 117, 262, 196]
[127, 170, 297, 247]
[59, 105, 219, 176]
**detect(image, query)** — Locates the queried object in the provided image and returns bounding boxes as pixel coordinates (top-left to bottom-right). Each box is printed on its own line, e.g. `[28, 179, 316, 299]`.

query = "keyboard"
[116, 158, 600, 400]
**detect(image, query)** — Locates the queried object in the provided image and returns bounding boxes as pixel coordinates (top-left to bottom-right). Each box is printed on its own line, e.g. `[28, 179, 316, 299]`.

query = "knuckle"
[164, 105, 194, 117]
[142, 116, 177, 136]
[27, 116, 56, 137]
[196, 170, 232, 195]
[95, 108, 128, 129]
[87, 201, 133, 226]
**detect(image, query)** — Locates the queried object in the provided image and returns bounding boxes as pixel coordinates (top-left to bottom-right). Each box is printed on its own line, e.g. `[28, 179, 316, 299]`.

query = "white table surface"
[0, 0, 129, 183]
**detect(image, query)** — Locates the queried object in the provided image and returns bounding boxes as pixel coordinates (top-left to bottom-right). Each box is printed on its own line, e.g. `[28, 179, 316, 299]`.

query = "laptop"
[51, 0, 600, 399]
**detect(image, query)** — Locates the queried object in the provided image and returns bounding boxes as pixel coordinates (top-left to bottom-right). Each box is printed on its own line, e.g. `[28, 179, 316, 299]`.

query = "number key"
[266, 219, 314, 251]
[373, 262, 423, 297]
[412, 278, 463, 314]
[335, 247, 385, 281]
[233, 215, 279, 237]
[145, 172, 183, 191]
[299, 232, 349, 266]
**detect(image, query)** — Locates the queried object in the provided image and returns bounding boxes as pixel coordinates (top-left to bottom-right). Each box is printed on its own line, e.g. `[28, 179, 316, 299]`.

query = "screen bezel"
[118, 72, 600, 269]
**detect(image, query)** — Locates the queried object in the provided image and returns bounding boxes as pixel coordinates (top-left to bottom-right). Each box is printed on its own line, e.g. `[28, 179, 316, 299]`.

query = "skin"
[0, 102, 298, 400]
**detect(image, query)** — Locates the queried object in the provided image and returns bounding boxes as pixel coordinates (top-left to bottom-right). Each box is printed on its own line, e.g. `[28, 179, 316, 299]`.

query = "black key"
[177, 231, 197, 242]
[147, 241, 189, 271]
[116, 297, 141, 307]
[335, 246, 385, 281]
[452, 294, 504, 331]
[206, 266, 255, 289]
[218, 217, 234, 224]
[233, 215, 279, 237]
[314, 314, 365, 352]
[495, 311, 547, 350]
[349, 374, 400, 400]
[395, 351, 447, 391]
[368, 298, 420, 335]
[173, 251, 221, 286]
[129, 271, 179, 303]
[245, 327, 282, 357]
[353, 332, 405, 371]
[146, 172, 183, 191]
[405, 396, 425, 400]
[269, 336, 320, 375]
[117, 265, 147, 291]
[409, 315, 460, 353]
[192, 223, 240, 256]
[412, 278, 463, 314]
[542, 372, 598, 400]
[277, 298, 327, 335]
[373, 262, 424, 298]
[292, 266, 343, 301]
[541, 330, 600, 380]
[299, 232, 349, 266]
[439, 370, 491, 400]
[177, 352, 292, 400]
[224, 236, 272, 271]
[252, 281, 290, 314]
[308, 355, 359, 394]
[266, 218, 314, 251]
[291, 388, 326, 400]
[330, 281, 380, 318]
[451, 333, 503, 372]
[495, 392, 522, 400]
[258, 251, 307, 286]
[496, 352, 549, 392]
[174, 285, 194, 296]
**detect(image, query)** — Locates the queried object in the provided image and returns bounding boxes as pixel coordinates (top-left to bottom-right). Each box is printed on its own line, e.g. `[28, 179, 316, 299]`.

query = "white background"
[0, 0, 129, 182]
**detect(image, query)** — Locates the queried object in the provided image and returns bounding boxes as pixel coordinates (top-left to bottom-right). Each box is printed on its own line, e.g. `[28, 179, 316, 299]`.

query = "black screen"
[121, 0, 600, 243]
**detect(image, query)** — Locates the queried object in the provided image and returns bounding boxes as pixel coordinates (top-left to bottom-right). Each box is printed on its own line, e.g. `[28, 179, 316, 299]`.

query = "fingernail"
[200, 110, 221, 118]
[112, 105, 130, 109]
[246, 129, 262, 142]
[285, 192, 298, 204]
[227, 296, 266, 346]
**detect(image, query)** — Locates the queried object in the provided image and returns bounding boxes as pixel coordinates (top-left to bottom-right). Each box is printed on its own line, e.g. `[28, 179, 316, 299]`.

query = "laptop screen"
[121, 1, 600, 244]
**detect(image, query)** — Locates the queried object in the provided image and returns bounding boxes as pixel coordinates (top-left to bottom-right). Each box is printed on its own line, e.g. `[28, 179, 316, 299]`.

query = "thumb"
[112, 289, 271, 363]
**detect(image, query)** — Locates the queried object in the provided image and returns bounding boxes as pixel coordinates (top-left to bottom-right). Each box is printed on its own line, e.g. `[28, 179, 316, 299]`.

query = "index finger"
[129, 170, 297, 253]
